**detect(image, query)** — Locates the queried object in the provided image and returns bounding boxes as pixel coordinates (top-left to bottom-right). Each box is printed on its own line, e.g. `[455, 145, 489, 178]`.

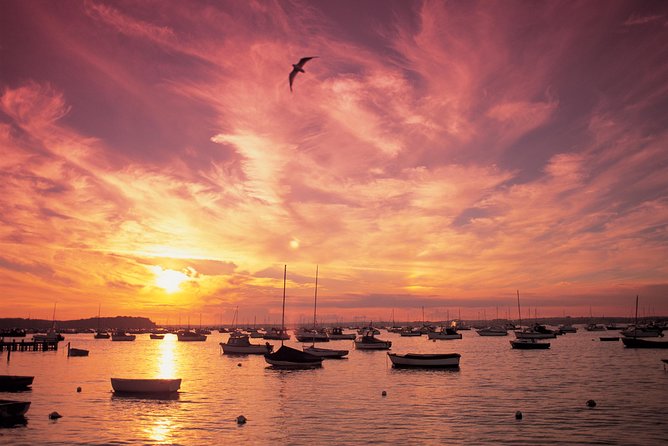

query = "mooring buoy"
[49, 411, 63, 420]
[515, 411, 523, 420]
[236, 415, 247, 424]
[586, 399, 596, 408]
[76, 386, 82, 393]
[381, 390, 387, 397]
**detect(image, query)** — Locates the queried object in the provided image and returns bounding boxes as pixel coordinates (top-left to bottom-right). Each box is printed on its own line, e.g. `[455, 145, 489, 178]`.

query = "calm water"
[1, 329, 666, 445]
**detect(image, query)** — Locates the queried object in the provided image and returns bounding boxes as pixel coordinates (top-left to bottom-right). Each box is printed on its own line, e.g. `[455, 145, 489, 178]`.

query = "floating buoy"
[586, 399, 596, 408]
[238, 363, 242, 367]
[381, 390, 387, 397]
[236, 415, 247, 424]
[49, 411, 62, 420]
[515, 411, 522, 420]
[76, 387, 82, 393]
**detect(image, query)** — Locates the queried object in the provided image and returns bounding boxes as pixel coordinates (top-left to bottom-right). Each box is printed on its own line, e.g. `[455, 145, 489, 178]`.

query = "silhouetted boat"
[263, 327, 290, 340]
[111, 331, 136, 341]
[622, 296, 668, 349]
[111, 378, 181, 394]
[585, 323, 607, 332]
[600, 337, 620, 342]
[0, 400, 31, 418]
[427, 326, 462, 340]
[303, 345, 349, 358]
[476, 326, 508, 336]
[0, 329, 26, 338]
[220, 331, 273, 354]
[510, 338, 551, 349]
[354, 331, 392, 350]
[176, 330, 207, 342]
[94, 331, 110, 339]
[388, 353, 461, 368]
[514, 323, 557, 339]
[0, 375, 33, 391]
[327, 327, 356, 340]
[67, 343, 89, 357]
[150, 333, 164, 340]
[264, 265, 323, 369]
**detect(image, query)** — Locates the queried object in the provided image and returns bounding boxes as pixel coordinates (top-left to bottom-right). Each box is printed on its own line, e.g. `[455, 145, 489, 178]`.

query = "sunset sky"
[1, 0, 667, 324]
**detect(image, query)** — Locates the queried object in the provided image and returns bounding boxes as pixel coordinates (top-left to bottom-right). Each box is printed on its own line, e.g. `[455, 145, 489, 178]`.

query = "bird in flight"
[289, 56, 318, 92]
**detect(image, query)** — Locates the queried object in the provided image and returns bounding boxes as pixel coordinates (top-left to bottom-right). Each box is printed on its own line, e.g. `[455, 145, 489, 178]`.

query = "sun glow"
[151, 266, 189, 293]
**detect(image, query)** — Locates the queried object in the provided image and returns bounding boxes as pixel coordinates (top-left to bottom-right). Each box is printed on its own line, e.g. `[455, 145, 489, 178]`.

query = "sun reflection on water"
[145, 416, 174, 443]
[157, 334, 177, 378]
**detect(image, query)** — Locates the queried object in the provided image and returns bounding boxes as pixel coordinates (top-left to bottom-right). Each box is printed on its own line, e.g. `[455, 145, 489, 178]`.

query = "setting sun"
[151, 266, 189, 293]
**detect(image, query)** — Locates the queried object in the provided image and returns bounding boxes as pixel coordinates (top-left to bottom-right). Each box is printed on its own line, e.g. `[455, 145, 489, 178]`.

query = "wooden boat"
[264, 265, 323, 369]
[510, 338, 551, 349]
[354, 331, 392, 350]
[111, 331, 136, 341]
[111, 378, 181, 394]
[67, 343, 89, 357]
[303, 345, 349, 358]
[176, 330, 207, 342]
[150, 333, 165, 340]
[0, 400, 31, 418]
[220, 331, 273, 354]
[388, 352, 461, 368]
[0, 375, 34, 391]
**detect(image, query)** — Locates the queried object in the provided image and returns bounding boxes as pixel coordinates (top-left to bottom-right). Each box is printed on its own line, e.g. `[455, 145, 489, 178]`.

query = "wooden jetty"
[0, 339, 59, 352]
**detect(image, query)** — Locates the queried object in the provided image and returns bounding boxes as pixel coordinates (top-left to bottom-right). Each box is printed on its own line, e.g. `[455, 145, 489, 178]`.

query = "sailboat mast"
[313, 265, 319, 329]
[281, 265, 287, 346]
[516, 290, 522, 327]
[634, 295, 639, 339]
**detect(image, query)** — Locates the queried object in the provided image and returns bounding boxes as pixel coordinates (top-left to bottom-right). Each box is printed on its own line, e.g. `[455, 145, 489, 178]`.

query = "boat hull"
[622, 338, 668, 349]
[510, 340, 550, 349]
[476, 330, 508, 337]
[354, 341, 392, 350]
[0, 375, 34, 391]
[0, 400, 31, 418]
[264, 345, 323, 368]
[303, 346, 349, 358]
[388, 353, 461, 368]
[111, 334, 136, 341]
[68, 348, 89, 357]
[514, 331, 556, 339]
[111, 378, 181, 394]
[427, 332, 462, 340]
[220, 342, 272, 355]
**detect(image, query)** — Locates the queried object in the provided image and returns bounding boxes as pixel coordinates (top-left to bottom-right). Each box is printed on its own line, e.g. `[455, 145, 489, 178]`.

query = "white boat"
[354, 331, 392, 350]
[220, 331, 273, 354]
[176, 330, 207, 342]
[111, 331, 136, 341]
[111, 378, 181, 394]
[427, 326, 462, 340]
[303, 345, 349, 358]
[476, 326, 508, 336]
[388, 353, 461, 368]
[327, 327, 356, 340]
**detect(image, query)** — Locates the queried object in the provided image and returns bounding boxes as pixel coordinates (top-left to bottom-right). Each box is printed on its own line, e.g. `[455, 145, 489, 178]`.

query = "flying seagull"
[289, 56, 318, 92]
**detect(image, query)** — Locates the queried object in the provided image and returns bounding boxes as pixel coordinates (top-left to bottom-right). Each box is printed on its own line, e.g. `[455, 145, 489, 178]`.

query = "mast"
[97, 304, 101, 331]
[281, 265, 286, 346]
[634, 295, 639, 339]
[313, 265, 319, 330]
[51, 302, 57, 330]
[516, 290, 522, 328]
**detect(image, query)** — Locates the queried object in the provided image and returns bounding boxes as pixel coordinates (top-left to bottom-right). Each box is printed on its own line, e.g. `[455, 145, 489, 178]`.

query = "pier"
[0, 339, 59, 352]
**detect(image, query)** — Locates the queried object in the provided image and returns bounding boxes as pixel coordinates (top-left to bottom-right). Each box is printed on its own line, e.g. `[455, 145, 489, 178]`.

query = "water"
[1, 329, 666, 445]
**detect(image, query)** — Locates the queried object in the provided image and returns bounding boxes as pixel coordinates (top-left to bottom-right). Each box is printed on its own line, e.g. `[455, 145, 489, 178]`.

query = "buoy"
[76, 387, 82, 393]
[381, 390, 387, 397]
[49, 411, 63, 420]
[236, 415, 247, 424]
[238, 363, 242, 367]
[586, 399, 596, 408]
[515, 411, 522, 420]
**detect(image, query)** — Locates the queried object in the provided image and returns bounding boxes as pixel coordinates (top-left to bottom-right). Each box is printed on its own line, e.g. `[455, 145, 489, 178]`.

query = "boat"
[510, 338, 551, 349]
[388, 352, 461, 368]
[263, 327, 291, 340]
[327, 327, 356, 340]
[514, 323, 558, 339]
[357, 325, 380, 335]
[621, 325, 663, 338]
[476, 326, 508, 336]
[354, 330, 392, 350]
[67, 342, 89, 357]
[264, 265, 323, 369]
[600, 337, 620, 342]
[0, 329, 26, 338]
[511, 291, 550, 349]
[622, 296, 668, 349]
[427, 325, 462, 340]
[585, 323, 607, 332]
[110, 378, 181, 394]
[150, 333, 164, 340]
[93, 304, 110, 339]
[0, 400, 31, 418]
[558, 324, 577, 333]
[111, 331, 136, 341]
[32, 329, 64, 342]
[220, 331, 273, 354]
[295, 328, 330, 343]
[399, 328, 423, 337]
[176, 329, 207, 342]
[303, 345, 349, 358]
[0, 375, 34, 391]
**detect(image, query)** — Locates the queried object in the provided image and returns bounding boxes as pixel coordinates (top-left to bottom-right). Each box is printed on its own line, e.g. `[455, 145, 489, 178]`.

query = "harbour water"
[1, 329, 666, 445]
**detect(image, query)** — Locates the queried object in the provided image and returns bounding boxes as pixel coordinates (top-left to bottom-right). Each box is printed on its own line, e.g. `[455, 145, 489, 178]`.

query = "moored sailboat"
[510, 291, 550, 350]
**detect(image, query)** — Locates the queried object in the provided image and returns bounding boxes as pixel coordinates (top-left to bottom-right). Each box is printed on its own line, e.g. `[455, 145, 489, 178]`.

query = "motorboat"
[399, 328, 423, 337]
[510, 338, 551, 349]
[327, 327, 356, 340]
[476, 326, 508, 336]
[263, 328, 290, 340]
[111, 378, 181, 394]
[111, 331, 136, 341]
[220, 331, 273, 354]
[621, 325, 663, 338]
[32, 329, 64, 342]
[514, 324, 557, 339]
[67, 343, 89, 357]
[94, 331, 110, 339]
[354, 331, 392, 350]
[558, 324, 577, 333]
[584, 323, 607, 331]
[388, 352, 461, 368]
[357, 326, 380, 335]
[0, 375, 34, 391]
[295, 328, 330, 343]
[176, 330, 207, 342]
[303, 345, 349, 359]
[427, 327, 462, 340]
[150, 333, 165, 340]
[0, 400, 31, 418]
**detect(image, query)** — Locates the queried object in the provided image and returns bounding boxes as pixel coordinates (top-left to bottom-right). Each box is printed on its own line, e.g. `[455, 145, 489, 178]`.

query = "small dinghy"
[67, 343, 89, 357]
[599, 337, 620, 342]
[510, 338, 551, 349]
[303, 345, 349, 359]
[0, 400, 31, 418]
[265, 345, 323, 369]
[111, 378, 181, 395]
[388, 353, 461, 368]
[0, 375, 34, 391]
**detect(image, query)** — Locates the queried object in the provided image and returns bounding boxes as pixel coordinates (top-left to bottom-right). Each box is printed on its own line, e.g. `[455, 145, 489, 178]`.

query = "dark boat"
[0, 329, 26, 338]
[0, 375, 34, 391]
[600, 337, 620, 342]
[388, 353, 461, 368]
[67, 343, 89, 357]
[0, 400, 31, 418]
[265, 345, 323, 368]
[622, 337, 668, 349]
[510, 338, 551, 349]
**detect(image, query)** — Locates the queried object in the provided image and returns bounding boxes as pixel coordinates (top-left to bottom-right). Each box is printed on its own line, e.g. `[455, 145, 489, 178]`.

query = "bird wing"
[296, 56, 318, 68]
[289, 69, 297, 91]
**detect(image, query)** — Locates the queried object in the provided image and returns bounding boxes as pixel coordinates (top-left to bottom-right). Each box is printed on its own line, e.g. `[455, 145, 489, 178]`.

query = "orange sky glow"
[1, 1, 667, 324]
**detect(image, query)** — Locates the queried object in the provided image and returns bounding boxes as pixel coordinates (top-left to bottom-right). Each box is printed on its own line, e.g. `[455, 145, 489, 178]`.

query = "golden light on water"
[157, 334, 177, 378]
[145, 417, 174, 444]
[151, 266, 189, 293]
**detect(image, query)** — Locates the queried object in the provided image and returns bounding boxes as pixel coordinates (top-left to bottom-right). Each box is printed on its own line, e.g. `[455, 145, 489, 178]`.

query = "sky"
[1, 0, 667, 325]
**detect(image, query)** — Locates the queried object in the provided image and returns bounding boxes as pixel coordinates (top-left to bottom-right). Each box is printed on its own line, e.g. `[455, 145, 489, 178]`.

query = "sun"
[152, 267, 189, 293]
